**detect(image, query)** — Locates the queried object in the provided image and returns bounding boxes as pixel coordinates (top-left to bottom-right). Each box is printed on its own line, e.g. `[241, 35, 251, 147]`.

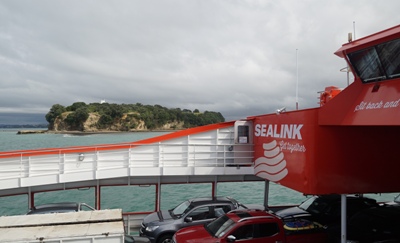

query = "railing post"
[128, 147, 132, 173]
[19, 154, 23, 178]
[193, 144, 196, 167]
[95, 150, 99, 178]
[157, 142, 161, 167]
[215, 129, 219, 166]
[185, 142, 189, 167]
[59, 151, 64, 175]
[27, 156, 31, 179]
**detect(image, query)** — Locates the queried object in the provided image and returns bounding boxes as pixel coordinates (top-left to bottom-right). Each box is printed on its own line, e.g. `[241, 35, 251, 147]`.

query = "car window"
[214, 205, 231, 217]
[256, 223, 279, 237]
[232, 224, 253, 240]
[231, 223, 279, 240]
[188, 206, 211, 221]
[232, 223, 279, 242]
[172, 200, 192, 217]
[206, 215, 235, 237]
[301, 197, 328, 214]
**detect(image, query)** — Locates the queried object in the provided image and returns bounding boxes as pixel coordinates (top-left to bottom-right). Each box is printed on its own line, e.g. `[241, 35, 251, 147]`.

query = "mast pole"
[296, 49, 299, 110]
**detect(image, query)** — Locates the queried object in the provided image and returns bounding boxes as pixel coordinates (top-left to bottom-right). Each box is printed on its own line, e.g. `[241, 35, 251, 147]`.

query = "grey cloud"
[0, 0, 399, 121]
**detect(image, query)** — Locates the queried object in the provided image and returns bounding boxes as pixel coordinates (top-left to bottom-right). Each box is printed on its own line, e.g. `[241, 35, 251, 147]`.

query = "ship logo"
[254, 140, 288, 182]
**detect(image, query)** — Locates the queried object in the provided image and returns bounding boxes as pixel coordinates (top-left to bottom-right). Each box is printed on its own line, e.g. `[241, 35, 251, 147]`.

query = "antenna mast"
[296, 49, 299, 110]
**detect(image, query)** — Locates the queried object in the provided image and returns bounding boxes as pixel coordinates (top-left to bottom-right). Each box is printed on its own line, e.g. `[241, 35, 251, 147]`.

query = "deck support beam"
[264, 180, 269, 209]
[341, 194, 347, 243]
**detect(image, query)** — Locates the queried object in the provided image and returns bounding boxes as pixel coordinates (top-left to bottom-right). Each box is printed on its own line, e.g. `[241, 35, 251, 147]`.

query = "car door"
[182, 205, 214, 228]
[223, 222, 281, 243]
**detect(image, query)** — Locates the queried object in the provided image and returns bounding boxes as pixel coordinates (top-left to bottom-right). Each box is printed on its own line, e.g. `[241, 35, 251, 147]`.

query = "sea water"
[0, 129, 397, 216]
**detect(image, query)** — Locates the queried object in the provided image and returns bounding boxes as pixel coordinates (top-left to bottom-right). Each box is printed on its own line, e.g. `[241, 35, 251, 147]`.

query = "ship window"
[376, 39, 400, 78]
[348, 38, 400, 83]
[348, 47, 385, 82]
[237, 125, 249, 144]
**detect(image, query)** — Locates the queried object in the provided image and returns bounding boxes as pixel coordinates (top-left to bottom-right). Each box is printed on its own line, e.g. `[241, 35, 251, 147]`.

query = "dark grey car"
[275, 194, 378, 226]
[139, 196, 254, 243]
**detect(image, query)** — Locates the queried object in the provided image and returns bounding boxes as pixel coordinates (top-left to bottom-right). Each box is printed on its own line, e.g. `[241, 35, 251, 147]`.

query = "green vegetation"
[45, 104, 66, 124]
[45, 102, 225, 131]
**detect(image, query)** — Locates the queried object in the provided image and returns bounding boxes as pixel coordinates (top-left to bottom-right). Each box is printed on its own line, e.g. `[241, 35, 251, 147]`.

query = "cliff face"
[52, 112, 73, 131]
[52, 112, 184, 132]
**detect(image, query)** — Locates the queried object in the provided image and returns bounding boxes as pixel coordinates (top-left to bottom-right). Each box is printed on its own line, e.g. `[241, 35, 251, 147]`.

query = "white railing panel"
[97, 150, 130, 171]
[0, 136, 255, 190]
[64, 153, 96, 174]
[0, 158, 24, 179]
[129, 145, 159, 167]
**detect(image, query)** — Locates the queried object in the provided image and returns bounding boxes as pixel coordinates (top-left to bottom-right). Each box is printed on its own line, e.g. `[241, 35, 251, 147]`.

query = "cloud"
[0, 0, 399, 121]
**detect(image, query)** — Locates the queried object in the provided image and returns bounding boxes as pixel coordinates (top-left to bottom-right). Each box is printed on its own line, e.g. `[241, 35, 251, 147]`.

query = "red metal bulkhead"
[252, 24, 400, 195]
[252, 109, 400, 195]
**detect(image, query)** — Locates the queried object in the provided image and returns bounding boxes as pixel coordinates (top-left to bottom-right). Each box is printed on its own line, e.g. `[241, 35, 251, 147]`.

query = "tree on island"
[45, 102, 225, 132]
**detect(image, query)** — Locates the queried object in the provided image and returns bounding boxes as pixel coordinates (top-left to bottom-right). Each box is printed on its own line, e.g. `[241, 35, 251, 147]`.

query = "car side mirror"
[227, 235, 236, 242]
[184, 217, 193, 223]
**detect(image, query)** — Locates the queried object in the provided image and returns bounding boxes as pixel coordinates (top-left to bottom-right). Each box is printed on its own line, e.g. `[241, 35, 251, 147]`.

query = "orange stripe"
[0, 121, 235, 159]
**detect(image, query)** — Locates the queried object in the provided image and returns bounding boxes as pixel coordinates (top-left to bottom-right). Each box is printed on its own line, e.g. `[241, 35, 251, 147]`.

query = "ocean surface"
[0, 128, 397, 216]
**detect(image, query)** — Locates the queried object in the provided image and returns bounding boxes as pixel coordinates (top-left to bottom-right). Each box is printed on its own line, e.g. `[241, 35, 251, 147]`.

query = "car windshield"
[298, 196, 328, 214]
[298, 197, 316, 211]
[171, 200, 192, 218]
[228, 197, 240, 208]
[80, 203, 96, 211]
[205, 215, 235, 238]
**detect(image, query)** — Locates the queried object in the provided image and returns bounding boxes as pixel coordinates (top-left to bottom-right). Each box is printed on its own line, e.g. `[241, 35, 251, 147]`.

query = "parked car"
[140, 196, 264, 243]
[327, 205, 400, 243]
[26, 202, 96, 215]
[347, 205, 400, 242]
[275, 194, 378, 226]
[172, 209, 328, 243]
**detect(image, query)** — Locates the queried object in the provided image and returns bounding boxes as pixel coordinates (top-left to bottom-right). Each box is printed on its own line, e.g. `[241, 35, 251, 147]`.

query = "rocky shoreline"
[17, 130, 48, 134]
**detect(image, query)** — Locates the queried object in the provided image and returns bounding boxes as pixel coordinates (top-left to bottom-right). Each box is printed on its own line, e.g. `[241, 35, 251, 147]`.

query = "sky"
[1, 0, 399, 122]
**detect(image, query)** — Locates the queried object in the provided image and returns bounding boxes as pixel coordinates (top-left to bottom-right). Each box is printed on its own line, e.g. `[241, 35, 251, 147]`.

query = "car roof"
[33, 202, 80, 210]
[317, 194, 377, 203]
[188, 196, 236, 205]
[226, 209, 276, 222]
[27, 202, 87, 215]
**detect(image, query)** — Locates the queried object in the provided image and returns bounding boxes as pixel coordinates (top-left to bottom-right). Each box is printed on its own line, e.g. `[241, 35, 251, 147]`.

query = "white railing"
[0, 125, 257, 190]
[0, 143, 254, 190]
